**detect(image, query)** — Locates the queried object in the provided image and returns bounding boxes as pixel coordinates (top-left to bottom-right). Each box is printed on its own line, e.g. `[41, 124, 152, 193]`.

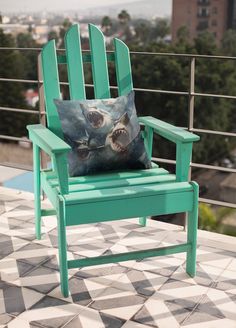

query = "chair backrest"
[40, 24, 133, 138]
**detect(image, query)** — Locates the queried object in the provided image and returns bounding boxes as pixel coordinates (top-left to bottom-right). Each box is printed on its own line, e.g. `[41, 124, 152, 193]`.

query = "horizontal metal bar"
[0, 47, 41, 51]
[0, 106, 39, 114]
[152, 157, 236, 173]
[68, 243, 191, 269]
[1, 77, 235, 100]
[0, 47, 230, 60]
[0, 135, 32, 142]
[191, 128, 236, 137]
[0, 162, 33, 171]
[0, 77, 38, 84]
[191, 162, 236, 173]
[1, 76, 236, 101]
[152, 157, 176, 165]
[129, 51, 236, 61]
[199, 197, 236, 209]
[134, 87, 188, 95]
[1, 46, 236, 60]
[194, 92, 236, 100]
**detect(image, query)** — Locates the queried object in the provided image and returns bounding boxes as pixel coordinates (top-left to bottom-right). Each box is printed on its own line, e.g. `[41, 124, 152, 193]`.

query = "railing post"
[188, 57, 195, 132]
[184, 57, 196, 231]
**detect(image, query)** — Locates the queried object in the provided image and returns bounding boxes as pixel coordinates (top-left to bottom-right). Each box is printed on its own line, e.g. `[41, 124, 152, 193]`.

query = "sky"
[0, 0, 172, 14]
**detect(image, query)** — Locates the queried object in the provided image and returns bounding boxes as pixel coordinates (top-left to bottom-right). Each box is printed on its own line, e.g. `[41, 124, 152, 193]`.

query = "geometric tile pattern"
[0, 186, 236, 328]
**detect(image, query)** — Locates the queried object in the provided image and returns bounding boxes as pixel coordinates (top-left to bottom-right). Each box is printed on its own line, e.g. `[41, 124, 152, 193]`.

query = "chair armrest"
[27, 124, 71, 156]
[27, 124, 70, 194]
[139, 116, 200, 143]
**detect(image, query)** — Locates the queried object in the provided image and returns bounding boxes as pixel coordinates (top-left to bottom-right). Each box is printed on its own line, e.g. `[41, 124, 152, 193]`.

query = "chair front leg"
[57, 198, 69, 297]
[186, 182, 199, 277]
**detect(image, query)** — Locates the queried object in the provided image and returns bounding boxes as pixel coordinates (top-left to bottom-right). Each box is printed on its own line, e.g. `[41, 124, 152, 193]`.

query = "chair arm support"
[27, 124, 71, 156]
[27, 124, 70, 194]
[139, 116, 200, 143]
[139, 116, 200, 182]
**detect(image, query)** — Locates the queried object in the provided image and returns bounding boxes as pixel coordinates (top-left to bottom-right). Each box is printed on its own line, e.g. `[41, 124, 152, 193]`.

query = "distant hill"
[83, 0, 172, 19]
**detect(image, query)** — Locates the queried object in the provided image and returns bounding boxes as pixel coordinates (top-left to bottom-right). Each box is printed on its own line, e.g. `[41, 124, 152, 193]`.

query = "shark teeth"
[111, 142, 126, 152]
[76, 147, 90, 160]
[110, 128, 129, 152]
[87, 111, 104, 128]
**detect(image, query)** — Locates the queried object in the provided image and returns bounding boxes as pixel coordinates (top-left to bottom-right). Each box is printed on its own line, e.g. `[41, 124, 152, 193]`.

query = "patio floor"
[0, 186, 236, 328]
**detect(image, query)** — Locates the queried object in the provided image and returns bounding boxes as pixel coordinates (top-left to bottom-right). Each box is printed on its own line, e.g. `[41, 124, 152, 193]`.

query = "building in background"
[172, 0, 236, 44]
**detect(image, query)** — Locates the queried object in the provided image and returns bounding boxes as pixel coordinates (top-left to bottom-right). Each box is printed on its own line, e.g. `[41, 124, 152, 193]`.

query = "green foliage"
[198, 203, 217, 231]
[118, 10, 131, 25]
[176, 26, 189, 44]
[122, 27, 235, 164]
[152, 19, 170, 40]
[101, 16, 112, 36]
[16, 32, 38, 82]
[48, 30, 59, 45]
[0, 29, 37, 137]
[221, 29, 236, 56]
[198, 204, 236, 236]
[59, 19, 72, 47]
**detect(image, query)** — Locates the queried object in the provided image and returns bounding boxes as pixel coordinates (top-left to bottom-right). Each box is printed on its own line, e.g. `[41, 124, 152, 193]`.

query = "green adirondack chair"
[27, 24, 200, 297]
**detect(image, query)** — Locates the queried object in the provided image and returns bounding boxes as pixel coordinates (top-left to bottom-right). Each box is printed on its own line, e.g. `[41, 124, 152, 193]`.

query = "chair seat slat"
[43, 166, 165, 186]
[63, 174, 176, 193]
[63, 181, 193, 204]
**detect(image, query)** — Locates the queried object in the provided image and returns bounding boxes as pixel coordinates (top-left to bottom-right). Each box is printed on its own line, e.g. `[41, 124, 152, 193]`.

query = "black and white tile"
[0, 186, 236, 328]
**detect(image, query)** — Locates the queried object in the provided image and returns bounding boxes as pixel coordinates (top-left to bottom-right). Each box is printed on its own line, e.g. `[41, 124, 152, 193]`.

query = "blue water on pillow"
[54, 91, 151, 177]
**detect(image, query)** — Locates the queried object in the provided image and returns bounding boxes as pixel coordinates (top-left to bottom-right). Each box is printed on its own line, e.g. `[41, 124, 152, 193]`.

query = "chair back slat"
[114, 38, 133, 96]
[41, 40, 63, 138]
[89, 24, 111, 99]
[65, 24, 86, 100]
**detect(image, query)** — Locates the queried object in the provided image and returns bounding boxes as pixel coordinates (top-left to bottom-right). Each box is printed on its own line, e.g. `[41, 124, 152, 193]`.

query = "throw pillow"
[54, 91, 151, 177]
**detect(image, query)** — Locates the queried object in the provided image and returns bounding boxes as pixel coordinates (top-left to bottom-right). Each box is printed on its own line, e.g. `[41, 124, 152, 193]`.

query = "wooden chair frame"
[27, 24, 200, 297]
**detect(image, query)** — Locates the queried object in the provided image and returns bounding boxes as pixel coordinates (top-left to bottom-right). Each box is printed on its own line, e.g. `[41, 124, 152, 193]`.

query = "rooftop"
[1, 186, 236, 328]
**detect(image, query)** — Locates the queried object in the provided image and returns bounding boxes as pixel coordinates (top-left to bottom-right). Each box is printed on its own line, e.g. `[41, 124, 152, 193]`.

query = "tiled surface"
[0, 187, 236, 328]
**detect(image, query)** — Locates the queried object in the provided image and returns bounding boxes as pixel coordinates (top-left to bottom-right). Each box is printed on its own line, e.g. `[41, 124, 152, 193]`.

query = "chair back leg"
[33, 144, 42, 240]
[139, 217, 147, 226]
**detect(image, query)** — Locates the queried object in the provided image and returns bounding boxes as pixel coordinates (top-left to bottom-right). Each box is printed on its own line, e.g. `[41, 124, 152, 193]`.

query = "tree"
[121, 29, 235, 165]
[0, 29, 35, 137]
[151, 19, 170, 40]
[221, 29, 236, 56]
[101, 16, 112, 35]
[176, 25, 189, 44]
[198, 203, 236, 236]
[118, 10, 131, 25]
[16, 32, 38, 82]
[117, 10, 132, 41]
[134, 20, 152, 45]
[48, 30, 59, 45]
[194, 31, 217, 55]
[59, 18, 72, 48]
[198, 203, 217, 231]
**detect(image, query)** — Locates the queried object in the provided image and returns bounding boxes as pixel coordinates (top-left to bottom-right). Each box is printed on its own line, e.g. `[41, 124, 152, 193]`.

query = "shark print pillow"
[54, 91, 152, 177]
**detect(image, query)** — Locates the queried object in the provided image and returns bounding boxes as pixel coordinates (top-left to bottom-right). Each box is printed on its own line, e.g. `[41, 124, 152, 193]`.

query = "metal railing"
[0, 47, 236, 209]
